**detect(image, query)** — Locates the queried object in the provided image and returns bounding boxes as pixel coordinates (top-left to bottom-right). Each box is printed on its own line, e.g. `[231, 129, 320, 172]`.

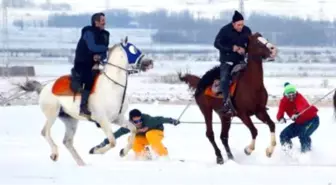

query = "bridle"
[99, 43, 131, 114]
[102, 62, 128, 88]
[247, 36, 275, 61]
[101, 43, 138, 88]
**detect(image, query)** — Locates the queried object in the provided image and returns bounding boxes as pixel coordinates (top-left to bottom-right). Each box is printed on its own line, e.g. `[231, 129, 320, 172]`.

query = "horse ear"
[254, 32, 262, 37]
[125, 36, 128, 43]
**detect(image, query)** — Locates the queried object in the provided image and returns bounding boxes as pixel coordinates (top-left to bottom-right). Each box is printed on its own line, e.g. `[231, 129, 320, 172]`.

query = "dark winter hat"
[232, 10, 244, 23]
[284, 82, 290, 87]
[91, 12, 105, 26]
[129, 109, 142, 120]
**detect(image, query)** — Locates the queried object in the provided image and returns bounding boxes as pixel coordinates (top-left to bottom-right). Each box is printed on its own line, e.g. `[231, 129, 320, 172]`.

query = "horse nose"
[270, 47, 277, 58]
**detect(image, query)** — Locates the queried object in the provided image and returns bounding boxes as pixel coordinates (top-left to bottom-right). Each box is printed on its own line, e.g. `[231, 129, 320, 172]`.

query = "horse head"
[105, 36, 153, 72]
[247, 32, 277, 61]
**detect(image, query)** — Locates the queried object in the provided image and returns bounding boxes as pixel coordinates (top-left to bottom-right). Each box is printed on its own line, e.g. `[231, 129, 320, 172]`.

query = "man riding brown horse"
[214, 10, 252, 115]
[179, 32, 277, 164]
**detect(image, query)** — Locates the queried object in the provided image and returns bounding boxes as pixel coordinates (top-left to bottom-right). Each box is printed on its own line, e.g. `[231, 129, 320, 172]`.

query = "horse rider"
[73, 12, 110, 117]
[213, 10, 252, 114]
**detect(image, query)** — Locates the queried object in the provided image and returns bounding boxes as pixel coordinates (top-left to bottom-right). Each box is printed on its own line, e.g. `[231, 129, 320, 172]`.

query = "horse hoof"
[228, 154, 234, 160]
[77, 161, 86, 166]
[89, 147, 96, 154]
[94, 122, 101, 128]
[266, 148, 273, 158]
[119, 149, 125, 157]
[50, 153, 58, 161]
[216, 157, 224, 164]
[244, 147, 251, 155]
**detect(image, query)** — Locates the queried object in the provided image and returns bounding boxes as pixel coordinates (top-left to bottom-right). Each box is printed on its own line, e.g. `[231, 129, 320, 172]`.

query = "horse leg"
[117, 116, 137, 157]
[200, 105, 223, 164]
[93, 117, 116, 154]
[40, 103, 60, 162]
[59, 116, 85, 166]
[239, 114, 258, 155]
[219, 115, 234, 160]
[255, 110, 276, 157]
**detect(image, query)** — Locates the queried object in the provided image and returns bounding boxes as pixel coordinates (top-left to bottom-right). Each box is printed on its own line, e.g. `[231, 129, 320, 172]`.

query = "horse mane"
[106, 43, 119, 60]
[195, 65, 220, 97]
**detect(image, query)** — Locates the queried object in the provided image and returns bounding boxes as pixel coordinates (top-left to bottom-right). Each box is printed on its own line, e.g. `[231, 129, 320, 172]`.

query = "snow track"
[0, 104, 335, 185]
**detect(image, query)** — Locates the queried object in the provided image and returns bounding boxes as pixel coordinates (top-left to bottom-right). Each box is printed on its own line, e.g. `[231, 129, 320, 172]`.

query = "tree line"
[13, 9, 336, 46]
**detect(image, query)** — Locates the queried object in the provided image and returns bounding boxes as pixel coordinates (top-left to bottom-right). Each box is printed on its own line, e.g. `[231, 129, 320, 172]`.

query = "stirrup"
[218, 98, 235, 115]
[80, 113, 91, 118]
[219, 104, 231, 113]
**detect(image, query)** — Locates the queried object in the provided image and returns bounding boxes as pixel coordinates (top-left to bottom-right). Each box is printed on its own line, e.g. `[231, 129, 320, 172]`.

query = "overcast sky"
[32, 0, 336, 21]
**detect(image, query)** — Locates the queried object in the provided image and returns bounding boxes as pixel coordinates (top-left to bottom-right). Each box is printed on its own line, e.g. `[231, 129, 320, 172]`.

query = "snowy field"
[1, 27, 336, 106]
[0, 104, 336, 185]
[1, 61, 336, 106]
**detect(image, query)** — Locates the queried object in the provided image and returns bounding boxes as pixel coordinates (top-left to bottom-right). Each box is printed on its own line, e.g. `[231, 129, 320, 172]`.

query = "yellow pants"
[131, 129, 168, 157]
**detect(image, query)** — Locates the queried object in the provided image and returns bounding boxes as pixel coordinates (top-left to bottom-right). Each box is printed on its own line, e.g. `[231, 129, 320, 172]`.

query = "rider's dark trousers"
[220, 62, 234, 102]
[74, 62, 95, 91]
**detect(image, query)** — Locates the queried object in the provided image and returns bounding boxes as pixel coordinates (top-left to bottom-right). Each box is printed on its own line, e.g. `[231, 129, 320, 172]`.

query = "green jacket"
[113, 114, 173, 139]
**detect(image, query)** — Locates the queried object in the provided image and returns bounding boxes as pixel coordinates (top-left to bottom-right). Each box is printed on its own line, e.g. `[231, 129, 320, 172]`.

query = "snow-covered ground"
[0, 104, 335, 185]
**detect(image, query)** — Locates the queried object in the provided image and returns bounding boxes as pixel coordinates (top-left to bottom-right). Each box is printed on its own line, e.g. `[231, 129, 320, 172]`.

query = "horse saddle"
[230, 62, 247, 76]
[69, 67, 101, 93]
[211, 63, 247, 94]
[70, 68, 82, 93]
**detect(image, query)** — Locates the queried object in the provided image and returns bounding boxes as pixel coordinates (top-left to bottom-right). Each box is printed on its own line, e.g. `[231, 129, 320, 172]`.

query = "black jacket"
[214, 23, 252, 64]
[74, 25, 109, 69]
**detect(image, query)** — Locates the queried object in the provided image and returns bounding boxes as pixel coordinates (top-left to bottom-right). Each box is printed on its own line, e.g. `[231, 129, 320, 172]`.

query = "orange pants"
[131, 129, 168, 157]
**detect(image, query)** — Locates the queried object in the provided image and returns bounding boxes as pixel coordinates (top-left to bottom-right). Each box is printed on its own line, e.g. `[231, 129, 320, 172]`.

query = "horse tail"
[177, 72, 200, 91]
[16, 80, 43, 95]
[333, 90, 336, 119]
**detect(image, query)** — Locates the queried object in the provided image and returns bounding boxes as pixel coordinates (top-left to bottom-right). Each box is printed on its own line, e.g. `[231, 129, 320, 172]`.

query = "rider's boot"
[79, 89, 92, 118]
[218, 63, 233, 115]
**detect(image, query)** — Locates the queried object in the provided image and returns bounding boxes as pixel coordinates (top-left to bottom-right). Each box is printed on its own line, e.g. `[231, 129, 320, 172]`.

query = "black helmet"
[129, 109, 142, 120]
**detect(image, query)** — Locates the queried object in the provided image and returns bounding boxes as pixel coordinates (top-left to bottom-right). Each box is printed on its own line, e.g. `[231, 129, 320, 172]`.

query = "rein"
[103, 62, 128, 88]
[101, 61, 128, 114]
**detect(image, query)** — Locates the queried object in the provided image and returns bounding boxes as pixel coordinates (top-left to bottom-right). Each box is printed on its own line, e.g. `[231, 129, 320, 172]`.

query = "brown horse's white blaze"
[257, 36, 277, 59]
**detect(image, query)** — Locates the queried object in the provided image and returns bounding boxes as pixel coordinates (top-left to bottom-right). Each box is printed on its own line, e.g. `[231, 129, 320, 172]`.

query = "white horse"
[18, 36, 153, 166]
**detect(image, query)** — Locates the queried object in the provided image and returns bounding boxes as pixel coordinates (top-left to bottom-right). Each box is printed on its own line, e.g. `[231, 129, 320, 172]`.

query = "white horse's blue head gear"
[121, 42, 144, 66]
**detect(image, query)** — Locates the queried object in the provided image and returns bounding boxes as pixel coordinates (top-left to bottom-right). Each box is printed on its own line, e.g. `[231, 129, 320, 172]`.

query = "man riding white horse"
[72, 12, 153, 118]
[17, 24, 154, 165]
[72, 12, 110, 117]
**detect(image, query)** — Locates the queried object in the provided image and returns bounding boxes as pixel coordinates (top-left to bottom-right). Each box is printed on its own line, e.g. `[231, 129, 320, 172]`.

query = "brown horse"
[178, 32, 277, 164]
[332, 91, 336, 118]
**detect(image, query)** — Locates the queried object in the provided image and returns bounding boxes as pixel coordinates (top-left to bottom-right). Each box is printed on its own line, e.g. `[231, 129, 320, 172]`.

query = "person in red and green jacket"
[276, 82, 319, 153]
